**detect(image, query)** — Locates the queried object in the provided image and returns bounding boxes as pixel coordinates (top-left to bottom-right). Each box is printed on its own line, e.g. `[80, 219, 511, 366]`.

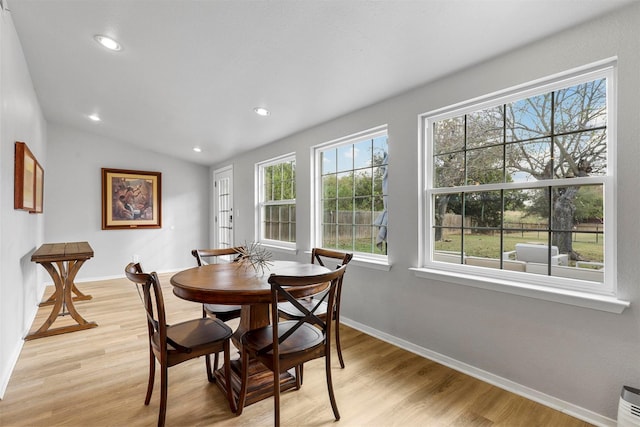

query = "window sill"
[351, 256, 391, 271]
[304, 250, 391, 271]
[259, 243, 298, 255]
[410, 267, 629, 314]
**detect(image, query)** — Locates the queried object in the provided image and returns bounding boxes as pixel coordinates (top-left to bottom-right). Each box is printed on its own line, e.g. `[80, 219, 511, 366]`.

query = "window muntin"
[424, 66, 614, 295]
[315, 127, 388, 258]
[257, 154, 296, 246]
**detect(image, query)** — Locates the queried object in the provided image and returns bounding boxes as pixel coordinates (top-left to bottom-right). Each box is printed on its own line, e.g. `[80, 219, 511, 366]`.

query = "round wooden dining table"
[170, 260, 330, 409]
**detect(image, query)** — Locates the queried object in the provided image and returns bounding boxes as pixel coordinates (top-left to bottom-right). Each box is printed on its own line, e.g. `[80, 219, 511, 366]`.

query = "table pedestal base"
[214, 358, 298, 408]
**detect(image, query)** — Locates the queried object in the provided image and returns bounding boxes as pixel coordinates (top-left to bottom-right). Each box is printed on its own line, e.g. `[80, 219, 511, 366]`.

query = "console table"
[27, 241, 97, 340]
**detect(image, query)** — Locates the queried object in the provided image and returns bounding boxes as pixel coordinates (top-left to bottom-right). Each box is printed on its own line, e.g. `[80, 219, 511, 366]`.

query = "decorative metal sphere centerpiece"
[235, 242, 274, 276]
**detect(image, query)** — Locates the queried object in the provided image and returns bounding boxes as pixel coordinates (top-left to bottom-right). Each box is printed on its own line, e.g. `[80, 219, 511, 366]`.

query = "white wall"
[45, 123, 211, 279]
[0, 11, 211, 393]
[0, 10, 47, 396]
[215, 4, 640, 423]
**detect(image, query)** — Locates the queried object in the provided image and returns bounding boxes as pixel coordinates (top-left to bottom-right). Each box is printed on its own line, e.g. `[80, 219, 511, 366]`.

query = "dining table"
[170, 260, 330, 408]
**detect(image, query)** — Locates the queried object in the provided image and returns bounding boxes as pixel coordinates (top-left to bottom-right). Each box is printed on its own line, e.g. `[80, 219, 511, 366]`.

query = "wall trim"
[340, 317, 615, 427]
[0, 336, 24, 400]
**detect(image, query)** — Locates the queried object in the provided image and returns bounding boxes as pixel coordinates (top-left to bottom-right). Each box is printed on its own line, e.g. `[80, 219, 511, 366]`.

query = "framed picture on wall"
[30, 161, 44, 214]
[101, 168, 162, 230]
[14, 141, 38, 211]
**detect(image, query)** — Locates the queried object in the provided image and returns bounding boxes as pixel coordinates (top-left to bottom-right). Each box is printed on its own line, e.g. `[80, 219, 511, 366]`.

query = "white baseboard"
[0, 336, 24, 400]
[340, 317, 615, 427]
[0, 284, 43, 400]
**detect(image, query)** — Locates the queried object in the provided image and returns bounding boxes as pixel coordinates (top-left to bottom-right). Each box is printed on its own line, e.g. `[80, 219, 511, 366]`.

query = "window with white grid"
[256, 154, 296, 248]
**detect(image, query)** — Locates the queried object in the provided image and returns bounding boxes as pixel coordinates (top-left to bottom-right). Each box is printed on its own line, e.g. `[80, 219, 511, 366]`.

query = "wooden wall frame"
[102, 168, 162, 229]
[14, 141, 43, 212]
[31, 162, 44, 214]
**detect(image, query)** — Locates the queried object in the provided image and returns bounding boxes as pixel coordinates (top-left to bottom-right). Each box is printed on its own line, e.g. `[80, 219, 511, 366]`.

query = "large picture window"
[314, 126, 388, 260]
[421, 64, 616, 297]
[256, 154, 296, 247]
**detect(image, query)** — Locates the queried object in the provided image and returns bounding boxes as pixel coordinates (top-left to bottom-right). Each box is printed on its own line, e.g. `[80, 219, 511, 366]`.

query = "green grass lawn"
[435, 231, 603, 265]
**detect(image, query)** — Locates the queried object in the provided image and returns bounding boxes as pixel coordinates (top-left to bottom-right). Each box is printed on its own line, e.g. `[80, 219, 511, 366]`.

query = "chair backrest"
[191, 247, 245, 266]
[311, 248, 353, 269]
[310, 248, 352, 304]
[124, 263, 190, 354]
[265, 264, 349, 358]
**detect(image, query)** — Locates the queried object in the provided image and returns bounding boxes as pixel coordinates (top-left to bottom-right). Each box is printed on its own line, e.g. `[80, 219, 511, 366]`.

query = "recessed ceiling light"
[94, 35, 121, 51]
[88, 114, 101, 122]
[193, 146, 202, 153]
[254, 107, 270, 116]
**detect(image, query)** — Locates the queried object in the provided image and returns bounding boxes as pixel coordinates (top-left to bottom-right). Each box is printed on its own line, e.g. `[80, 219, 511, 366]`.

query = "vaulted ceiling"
[8, 0, 635, 165]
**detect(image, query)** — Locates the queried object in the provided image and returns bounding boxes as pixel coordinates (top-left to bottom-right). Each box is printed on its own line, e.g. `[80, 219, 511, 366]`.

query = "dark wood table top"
[31, 241, 94, 263]
[170, 260, 330, 305]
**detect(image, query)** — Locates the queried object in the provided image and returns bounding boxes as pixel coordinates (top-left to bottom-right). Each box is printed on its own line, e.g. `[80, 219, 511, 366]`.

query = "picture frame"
[14, 141, 38, 211]
[30, 161, 44, 214]
[101, 168, 162, 229]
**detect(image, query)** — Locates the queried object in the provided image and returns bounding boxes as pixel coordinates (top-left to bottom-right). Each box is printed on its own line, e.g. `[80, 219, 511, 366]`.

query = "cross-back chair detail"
[277, 248, 353, 369]
[124, 263, 235, 426]
[237, 264, 348, 425]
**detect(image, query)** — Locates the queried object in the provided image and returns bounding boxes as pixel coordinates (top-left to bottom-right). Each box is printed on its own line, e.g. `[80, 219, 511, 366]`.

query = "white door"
[213, 166, 234, 248]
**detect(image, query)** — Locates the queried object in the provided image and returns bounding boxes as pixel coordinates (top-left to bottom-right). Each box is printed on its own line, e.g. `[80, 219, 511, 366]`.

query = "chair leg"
[158, 363, 169, 427]
[205, 354, 215, 383]
[235, 348, 250, 416]
[145, 349, 155, 405]
[294, 365, 302, 389]
[223, 342, 236, 413]
[335, 319, 345, 369]
[299, 364, 305, 386]
[273, 364, 281, 427]
[325, 353, 340, 421]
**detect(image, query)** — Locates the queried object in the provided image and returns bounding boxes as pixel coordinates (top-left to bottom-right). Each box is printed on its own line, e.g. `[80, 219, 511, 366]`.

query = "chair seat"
[278, 299, 328, 319]
[151, 318, 233, 364]
[242, 321, 325, 358]
[203, 303, 242, 322]
[203, 303, 242, 313]
[168, 317, 233, 349]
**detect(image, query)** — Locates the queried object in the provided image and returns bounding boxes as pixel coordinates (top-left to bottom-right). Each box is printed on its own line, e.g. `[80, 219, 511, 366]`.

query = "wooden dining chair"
[236, 264, 348, 425]
[192, 247, 245, 376]
[277, 248, 353, 370]
[124, 263, 235, 427]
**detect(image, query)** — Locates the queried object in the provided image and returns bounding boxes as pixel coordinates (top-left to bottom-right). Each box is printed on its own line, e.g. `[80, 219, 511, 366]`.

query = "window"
[256, 154, 296, 248]
[420, 63, 617, 299]
[314, 126, 388, 261]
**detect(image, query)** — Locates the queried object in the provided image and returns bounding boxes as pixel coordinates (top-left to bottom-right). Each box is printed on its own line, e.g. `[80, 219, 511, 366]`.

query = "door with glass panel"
[213, 166, 234, 249]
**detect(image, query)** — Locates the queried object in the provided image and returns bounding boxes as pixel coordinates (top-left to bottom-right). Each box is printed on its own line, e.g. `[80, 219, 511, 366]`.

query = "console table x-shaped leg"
[27, 242, 97, 340]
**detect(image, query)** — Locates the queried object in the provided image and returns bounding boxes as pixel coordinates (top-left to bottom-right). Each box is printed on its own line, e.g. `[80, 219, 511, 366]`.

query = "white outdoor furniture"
[434, 245, 603, 282]
[503, 243, 568, 266]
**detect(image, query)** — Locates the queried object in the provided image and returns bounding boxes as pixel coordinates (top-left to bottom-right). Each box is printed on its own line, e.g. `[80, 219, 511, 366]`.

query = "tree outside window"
[426, 68, 612, 291]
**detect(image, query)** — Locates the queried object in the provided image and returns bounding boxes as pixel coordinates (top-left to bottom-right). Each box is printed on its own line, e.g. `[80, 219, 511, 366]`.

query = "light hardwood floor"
[0, 274, 591, 426]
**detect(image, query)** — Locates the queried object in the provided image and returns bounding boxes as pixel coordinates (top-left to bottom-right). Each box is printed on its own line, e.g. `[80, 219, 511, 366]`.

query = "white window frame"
[413, 59, 629, 313]
[255, 153, 296, 251]
[312, 125, 390, 270]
